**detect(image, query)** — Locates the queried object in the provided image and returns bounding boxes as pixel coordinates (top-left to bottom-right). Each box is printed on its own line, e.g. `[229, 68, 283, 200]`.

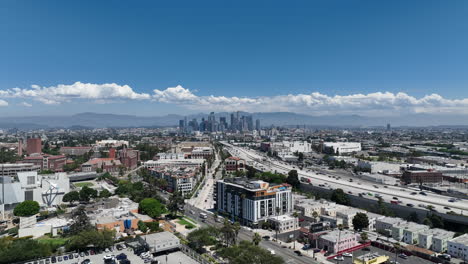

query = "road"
[222, 142, 468, 215]
[188, 149, 222, 210]
[184, 203, 320, 264]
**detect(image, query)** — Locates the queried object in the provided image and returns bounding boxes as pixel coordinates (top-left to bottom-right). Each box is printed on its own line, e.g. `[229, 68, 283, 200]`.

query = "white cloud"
[19, 102, 32, 107]
[2, 82, 468, 116]
[1, 82, 150, 104]
[153, 86, 468, 116]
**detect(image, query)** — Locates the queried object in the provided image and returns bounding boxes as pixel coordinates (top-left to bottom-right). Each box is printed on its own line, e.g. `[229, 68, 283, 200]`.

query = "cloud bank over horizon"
[1, 82, 468, 116]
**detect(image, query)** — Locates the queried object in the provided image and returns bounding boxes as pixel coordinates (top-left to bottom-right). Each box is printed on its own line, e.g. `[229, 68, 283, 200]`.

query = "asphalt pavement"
[184, 204, 320, 264]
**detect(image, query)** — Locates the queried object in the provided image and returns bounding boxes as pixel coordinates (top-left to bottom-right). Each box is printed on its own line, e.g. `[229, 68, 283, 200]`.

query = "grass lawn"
[37, 237, 69, 248]
[177, 217, 196, 229]
[74, 182, 93, 188]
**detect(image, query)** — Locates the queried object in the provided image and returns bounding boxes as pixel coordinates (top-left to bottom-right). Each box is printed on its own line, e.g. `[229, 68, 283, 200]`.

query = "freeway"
[184, 203, 319, 264]
[222, 142, 468, 216]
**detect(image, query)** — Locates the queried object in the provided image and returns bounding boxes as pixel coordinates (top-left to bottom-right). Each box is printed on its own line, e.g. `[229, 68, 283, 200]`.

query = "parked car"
[398, 253, 408, 259]
[342, 252, 352, 257]
[406, 203, 414, 207]
[334, 256, 344, 261]
[116, 253, 127, 260]
[294, 250, 302, 256]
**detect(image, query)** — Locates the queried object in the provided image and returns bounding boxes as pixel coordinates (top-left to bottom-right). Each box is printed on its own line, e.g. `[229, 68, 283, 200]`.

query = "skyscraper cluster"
[178, 112, 260, 133]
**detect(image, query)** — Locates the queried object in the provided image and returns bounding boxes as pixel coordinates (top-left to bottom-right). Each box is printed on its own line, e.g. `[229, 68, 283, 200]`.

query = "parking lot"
[337, 246, 434, 264]
[23, 245, 202, 264]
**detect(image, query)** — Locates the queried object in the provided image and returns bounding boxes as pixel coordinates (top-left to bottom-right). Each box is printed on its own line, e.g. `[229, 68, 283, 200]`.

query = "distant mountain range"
[0, 112, 467, 129]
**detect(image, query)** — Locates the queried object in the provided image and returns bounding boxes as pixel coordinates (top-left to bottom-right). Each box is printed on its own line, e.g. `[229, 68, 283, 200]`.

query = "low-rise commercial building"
[402, 170, 443, 184]
[138, 232, 180, 253]
[323, 142, 362, 154]
[318, 230, 359, 253]
[267, 214, 299, 233]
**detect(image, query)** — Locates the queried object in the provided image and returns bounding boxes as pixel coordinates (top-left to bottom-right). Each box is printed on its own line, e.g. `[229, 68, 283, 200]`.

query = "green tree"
[79, 186, 98, 202]
[68, 229, 115, 251]
[138, 198, 166, 219]
[167, 191, 185, 217]
[217, 240, 284, 264]
[330, 189, 350, 205]
[187, 226, 220, 253]
[352, 212, 369, 231]
[422, 217, 432, 227]
[428, 214, 444, 228]
[406, 212, 419, 223]
[145, 221, 161, 232]
[63, 191, 80, 205]
[99, 189, 112, 198]
[360, 232, 368, 241]
[13, 200, 40, 217]
[0, 238, 52, 264]
[252, 232, 262, 245]
[138, 220, 148, 233]
[286, 170, 300, 189]
[69, 206, 93, 235]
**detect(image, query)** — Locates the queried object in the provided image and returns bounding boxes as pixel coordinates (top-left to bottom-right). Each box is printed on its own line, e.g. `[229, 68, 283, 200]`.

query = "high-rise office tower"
[255, 119, 261, 131]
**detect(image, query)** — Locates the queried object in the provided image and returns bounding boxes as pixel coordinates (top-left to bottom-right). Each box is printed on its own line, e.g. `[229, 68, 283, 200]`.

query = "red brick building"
[402, 170, 443, 184]
[119, 148, 139, 169]
[26, 138, 42, 155]
[22, 154, 67, 171]
[225, 157, 246, 173]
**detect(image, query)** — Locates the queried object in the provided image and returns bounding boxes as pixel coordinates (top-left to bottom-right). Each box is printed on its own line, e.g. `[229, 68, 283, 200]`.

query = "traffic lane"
[233, 145, 468, 212]
[260, 240, 318, 264]
[185, 205, 319, 264]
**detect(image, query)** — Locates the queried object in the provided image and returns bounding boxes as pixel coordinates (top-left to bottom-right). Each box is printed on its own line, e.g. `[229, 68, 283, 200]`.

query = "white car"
[334, 256, 344, 261]
[342, 252, 352, 257]
[103, 255, 114, 260]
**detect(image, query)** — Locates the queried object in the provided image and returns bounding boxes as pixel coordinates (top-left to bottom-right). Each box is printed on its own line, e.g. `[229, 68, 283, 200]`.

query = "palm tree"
[292, 211, 299, 218]
[252, 232, 262, 245]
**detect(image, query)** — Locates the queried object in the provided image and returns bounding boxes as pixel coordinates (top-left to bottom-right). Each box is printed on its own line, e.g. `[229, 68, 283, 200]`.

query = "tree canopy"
[13, 200, 40, 217]
[79, 186, 98, 202]
[352, 212, 369, 231]
[286, 170, 300, 188]
[138, 198, 166, 219]
[330, 189, 350, 205]
[63, 191, 80, 204]
[217, 240, 284, 264]
[0, 238, 51, 264]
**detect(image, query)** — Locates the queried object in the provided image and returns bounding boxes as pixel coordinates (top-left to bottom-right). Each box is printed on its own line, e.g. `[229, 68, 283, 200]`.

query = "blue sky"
[1, 0, 468, 116]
